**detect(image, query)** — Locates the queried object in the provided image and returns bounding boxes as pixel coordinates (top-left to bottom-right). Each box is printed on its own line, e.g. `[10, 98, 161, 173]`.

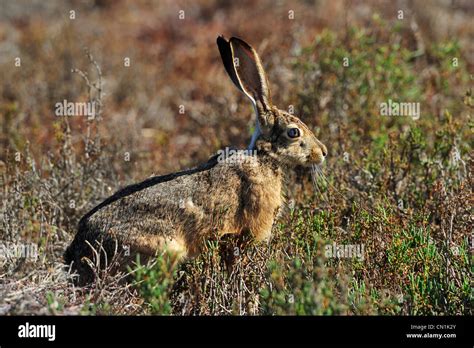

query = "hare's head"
[217, 36, 327, 167]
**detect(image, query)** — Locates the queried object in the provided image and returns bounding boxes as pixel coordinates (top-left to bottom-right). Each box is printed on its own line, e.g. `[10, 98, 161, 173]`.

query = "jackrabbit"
[64, 36, 327, 284]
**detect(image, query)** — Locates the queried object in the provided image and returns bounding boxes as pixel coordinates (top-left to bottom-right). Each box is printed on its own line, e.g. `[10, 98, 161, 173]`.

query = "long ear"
[217, 36, 243, 95]
[217, 35, 273, 128]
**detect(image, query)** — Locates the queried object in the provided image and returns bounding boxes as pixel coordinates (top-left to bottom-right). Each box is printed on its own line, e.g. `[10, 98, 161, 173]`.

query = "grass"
[0, 3, 472, 316]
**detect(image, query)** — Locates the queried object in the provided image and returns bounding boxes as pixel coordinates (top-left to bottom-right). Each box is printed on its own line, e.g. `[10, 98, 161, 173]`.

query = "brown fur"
[64, 36, 327, 284]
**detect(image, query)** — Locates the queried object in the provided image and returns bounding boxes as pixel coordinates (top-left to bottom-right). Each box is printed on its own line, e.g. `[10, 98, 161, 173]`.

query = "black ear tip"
[217, 36, 230, 53]
[217, 35, 228, 44]
[229, 37, 253, 50]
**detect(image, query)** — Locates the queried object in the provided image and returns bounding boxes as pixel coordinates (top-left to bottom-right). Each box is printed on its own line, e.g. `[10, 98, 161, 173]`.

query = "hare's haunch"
[64, 36, 327, 284]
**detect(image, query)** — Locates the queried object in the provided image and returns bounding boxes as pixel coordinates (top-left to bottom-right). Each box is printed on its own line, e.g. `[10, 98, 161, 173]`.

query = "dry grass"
[1, 0, 472, 315]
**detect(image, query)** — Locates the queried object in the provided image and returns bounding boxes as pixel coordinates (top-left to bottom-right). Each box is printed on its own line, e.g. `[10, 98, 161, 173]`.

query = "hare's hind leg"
[127, 233, 187, 259]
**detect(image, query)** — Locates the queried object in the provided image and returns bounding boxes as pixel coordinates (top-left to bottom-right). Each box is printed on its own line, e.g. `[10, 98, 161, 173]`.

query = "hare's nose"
[320, 143, 328, 158]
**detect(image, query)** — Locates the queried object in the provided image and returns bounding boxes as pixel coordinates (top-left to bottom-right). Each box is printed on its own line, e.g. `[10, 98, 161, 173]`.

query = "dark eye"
[287, 128, 300, 138]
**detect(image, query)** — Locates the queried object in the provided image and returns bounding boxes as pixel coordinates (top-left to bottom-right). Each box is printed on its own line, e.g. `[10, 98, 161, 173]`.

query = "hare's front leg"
[244, 174, 284, 242]
[248, 212, 275, 242]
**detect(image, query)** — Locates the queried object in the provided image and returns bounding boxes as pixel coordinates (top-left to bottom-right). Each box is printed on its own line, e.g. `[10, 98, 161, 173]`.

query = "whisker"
[314, 164, 383, 221]
[314, 165, 349, 202]
[310, 164, 322, 197]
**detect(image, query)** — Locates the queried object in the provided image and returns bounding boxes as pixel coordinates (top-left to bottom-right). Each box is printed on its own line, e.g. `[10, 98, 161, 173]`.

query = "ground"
[0, 0, 472, 315]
